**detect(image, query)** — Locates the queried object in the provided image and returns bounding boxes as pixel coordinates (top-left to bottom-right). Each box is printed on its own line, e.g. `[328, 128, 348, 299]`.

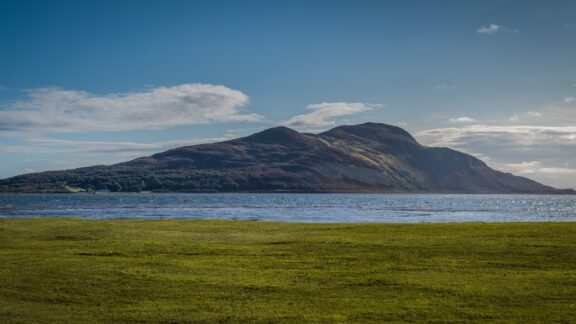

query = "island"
[1, 123, 573, 194]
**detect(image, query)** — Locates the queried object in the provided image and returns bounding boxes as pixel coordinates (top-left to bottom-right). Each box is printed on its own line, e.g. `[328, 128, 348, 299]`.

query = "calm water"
[0, 193, 575, 223]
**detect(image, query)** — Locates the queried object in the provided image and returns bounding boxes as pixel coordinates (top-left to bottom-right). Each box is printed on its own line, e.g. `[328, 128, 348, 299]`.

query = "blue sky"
[1, 0, 575, 188]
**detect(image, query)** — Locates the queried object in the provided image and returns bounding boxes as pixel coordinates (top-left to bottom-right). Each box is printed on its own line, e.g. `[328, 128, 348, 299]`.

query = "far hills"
[0, 123, 573, 194]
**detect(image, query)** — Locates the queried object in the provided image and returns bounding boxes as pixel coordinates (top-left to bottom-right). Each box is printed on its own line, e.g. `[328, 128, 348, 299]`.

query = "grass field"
[0, 219, 575, 323]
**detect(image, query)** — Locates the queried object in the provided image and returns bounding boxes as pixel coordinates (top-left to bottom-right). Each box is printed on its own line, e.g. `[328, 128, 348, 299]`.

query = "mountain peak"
[1, 122, 571, 194]
[239, 126, 306, 144]
[321, 122, 418, 145]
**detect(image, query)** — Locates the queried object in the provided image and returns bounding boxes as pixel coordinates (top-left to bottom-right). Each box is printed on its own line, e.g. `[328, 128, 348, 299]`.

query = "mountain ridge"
[1, 123, 573, 194]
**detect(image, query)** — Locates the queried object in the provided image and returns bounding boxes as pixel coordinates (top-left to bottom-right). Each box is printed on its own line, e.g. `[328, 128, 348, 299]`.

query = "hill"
[0, 123, 572, 194]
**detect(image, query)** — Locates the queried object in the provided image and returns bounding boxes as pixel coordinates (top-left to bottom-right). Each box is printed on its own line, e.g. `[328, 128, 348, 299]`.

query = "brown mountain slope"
[0, 123, 573, 193]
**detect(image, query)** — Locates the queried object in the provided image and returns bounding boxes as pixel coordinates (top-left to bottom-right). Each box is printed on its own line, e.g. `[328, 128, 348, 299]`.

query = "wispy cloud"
[0, 135, 241, 179]
[435, 84, 457, 91]
[416, 124, 576, 187]
[0, 136, 236, 176]
[509, 111, 544, 122]
[0, 84, 262, 135]
[280, 102, 381, 128]
[500, 161, 576, 176]
[23, 136, 234, 157]
[527, 111, 543, 117]
[449, 117, 476, 123]
[564, 96, 575, 103]
[417, 125, 576, 148]
[476, 23, 517, 35]
[477, 23, 501, 34]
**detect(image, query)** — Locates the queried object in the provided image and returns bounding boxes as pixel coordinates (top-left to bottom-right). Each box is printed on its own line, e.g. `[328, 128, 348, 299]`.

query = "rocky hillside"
[0, 123, 573, 194]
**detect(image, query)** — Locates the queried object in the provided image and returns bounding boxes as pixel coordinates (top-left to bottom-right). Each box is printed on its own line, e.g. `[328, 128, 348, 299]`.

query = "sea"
[0, 193, 575, 223]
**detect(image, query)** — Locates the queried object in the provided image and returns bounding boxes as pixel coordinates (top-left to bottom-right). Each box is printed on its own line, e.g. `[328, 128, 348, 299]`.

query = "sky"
[0, 0, 575, 188]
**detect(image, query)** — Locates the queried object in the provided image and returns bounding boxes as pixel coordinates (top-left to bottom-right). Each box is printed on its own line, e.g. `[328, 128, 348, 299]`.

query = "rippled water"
[0, 193, 575, 223]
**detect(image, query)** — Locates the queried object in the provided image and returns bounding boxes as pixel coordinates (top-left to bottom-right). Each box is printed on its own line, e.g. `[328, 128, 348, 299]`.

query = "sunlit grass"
[1, 219, 575, 322]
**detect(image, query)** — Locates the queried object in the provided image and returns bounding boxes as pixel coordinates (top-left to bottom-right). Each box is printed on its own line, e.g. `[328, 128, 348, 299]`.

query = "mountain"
[0, 123, 573, 194]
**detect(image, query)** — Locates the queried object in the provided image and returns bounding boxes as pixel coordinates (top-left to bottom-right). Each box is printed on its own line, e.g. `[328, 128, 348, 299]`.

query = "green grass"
[1, 219, 575, 323]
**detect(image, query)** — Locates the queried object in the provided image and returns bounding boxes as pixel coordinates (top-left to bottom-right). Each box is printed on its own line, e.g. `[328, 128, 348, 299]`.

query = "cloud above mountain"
[0, 84, 262, 134]
[416, 125, 576, 188]
[280, 102, 381, 128]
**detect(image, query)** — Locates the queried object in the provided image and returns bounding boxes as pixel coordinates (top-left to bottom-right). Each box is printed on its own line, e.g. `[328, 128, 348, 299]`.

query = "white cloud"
[0, 136, 236, 178]
[416, 125, 576, 188]
[435, 84, 457, 90]
[0, 135, 243, 178]
[449, 117, 476, 123]
[398, 122, 408, 127]
[22, 136, 234, 157]
[507, 111, 544, 122]
[496, 160, 576, 188]
[527, 111, 543, 117]
[0, 84, 262, 134]
[500, 161, 576, 176]
[280, 102, 380, 128]
[564, 96, 575, 103]
[477, 24, 501, 34]
[476, 23, 517, 35]
[417, 125, 576, 148]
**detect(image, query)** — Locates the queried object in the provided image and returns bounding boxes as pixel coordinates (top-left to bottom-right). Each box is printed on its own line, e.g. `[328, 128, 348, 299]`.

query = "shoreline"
[2, 216, 576, 224]
[1, 190, 575, 194]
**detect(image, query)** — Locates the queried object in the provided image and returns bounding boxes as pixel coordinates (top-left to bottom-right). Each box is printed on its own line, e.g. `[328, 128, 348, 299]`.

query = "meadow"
[0, 219, 575, 322]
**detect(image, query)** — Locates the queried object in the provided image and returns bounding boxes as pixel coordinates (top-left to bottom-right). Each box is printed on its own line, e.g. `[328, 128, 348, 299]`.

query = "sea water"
[0, 193, 575, 223]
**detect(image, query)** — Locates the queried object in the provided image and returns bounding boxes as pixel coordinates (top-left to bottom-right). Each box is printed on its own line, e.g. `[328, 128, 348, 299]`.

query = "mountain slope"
[0, 123, 573, 194]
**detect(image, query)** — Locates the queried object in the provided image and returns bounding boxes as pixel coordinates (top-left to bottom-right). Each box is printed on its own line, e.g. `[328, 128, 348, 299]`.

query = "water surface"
[1, 193, 575, 223]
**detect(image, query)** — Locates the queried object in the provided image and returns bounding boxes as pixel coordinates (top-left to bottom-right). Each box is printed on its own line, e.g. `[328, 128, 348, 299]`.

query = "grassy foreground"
[0, 219, 575, 323]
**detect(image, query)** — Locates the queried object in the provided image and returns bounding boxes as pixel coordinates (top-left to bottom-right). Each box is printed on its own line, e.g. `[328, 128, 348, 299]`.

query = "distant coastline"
[1, 123, 573, 195]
